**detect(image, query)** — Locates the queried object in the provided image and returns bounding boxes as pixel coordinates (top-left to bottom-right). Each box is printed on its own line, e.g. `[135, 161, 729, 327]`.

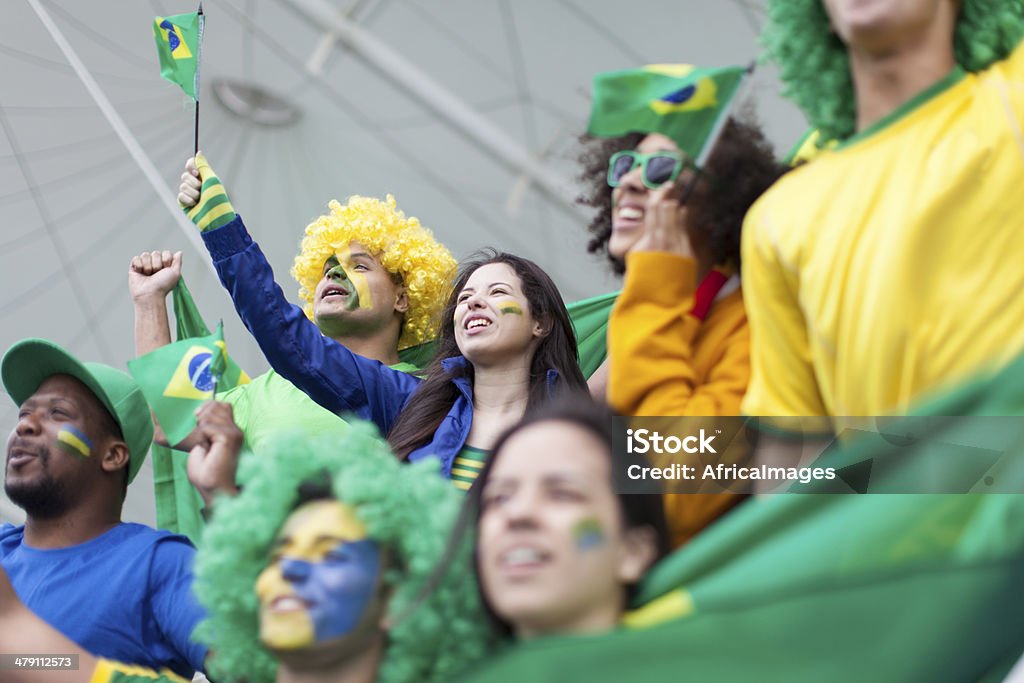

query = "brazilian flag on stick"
[153, 10, 204, 100]
[128, 288, 248, 447]
[130, 278, 249, 542]
[128, 321, 247, 447]
[588, 64, 745, 160]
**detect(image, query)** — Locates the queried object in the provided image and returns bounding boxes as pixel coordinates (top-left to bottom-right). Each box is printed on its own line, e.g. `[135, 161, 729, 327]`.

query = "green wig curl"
[762, 0, 1024, 141]
[290, 195, 458, 349]
[192, 423, 492, 683]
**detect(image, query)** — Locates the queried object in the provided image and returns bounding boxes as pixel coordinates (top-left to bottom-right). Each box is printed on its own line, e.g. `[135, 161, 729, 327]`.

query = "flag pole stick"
[679, 60, 757, 205]
[194, 3, 204, 155]
[28, 0, 218, 279]
[210, 318, 223, 400]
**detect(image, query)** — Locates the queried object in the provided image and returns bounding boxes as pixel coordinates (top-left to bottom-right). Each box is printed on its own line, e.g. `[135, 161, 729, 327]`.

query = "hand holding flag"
[179, 153, 237, 232]
[187, 400, 244, 508]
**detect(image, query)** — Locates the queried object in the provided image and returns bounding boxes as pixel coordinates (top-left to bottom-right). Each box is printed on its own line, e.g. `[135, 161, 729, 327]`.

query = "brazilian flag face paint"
[324, 257, 361, 312]
[55, 425, 92, 458]
[335, 247, 375, 311]
[499, 303, 524, 316]
[255, 500, 382, 650]
[322, 248, 375, 312]
[573, 517, 606, 552]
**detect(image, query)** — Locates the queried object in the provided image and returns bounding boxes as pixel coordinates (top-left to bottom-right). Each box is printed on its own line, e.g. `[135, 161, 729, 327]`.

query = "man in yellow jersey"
[743, 1, 1024, 430]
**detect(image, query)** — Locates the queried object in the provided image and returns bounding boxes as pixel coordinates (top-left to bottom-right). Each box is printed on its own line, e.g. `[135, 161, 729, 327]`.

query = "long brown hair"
[387, 250, 588, 459]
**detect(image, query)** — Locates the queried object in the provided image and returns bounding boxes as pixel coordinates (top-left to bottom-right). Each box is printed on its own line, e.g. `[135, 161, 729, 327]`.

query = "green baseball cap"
[2, 338, 154, 484]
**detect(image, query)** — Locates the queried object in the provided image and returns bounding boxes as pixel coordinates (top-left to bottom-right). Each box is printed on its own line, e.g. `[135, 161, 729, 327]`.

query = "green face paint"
[55, 426, 92, 458]
[325, 263, 361, 311]
[323, 248, 374, 312]
[499, 303, 523, 316]
[573, 517, 606, 552]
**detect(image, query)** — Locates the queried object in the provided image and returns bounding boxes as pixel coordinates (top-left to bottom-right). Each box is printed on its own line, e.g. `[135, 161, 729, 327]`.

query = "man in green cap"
[0, 338, 208, 679]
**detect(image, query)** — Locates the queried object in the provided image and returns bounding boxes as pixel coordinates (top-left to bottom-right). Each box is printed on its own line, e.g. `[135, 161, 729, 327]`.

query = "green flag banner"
[128, 320, 247, 447]
[588, 64, 745, 160]
[455, 353, 1024, 682]
[153, 12, 203, 100]
[131, 278, 249, 543]
[566, 290, 618, 378]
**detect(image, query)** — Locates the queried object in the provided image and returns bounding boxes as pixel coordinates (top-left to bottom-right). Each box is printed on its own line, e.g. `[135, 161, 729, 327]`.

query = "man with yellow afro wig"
[131, 157, 456, 460]
[290, 194, 456, 353]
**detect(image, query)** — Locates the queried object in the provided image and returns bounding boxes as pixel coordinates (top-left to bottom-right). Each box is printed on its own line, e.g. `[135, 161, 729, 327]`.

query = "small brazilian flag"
[128, 321, 249, 446]
[588, 64, 745, 160]
[153, 12, 203, 100]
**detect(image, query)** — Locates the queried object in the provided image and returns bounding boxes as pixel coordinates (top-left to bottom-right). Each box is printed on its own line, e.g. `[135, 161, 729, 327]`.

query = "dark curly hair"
[762, 0, 1024, 142]
[576, 118, 787, 275]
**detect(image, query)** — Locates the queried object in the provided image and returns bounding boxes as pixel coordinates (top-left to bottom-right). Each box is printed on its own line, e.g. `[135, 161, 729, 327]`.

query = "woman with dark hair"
[176, 154, 586, 489]
[453, 397, 670, 639]
[579, 65, 788, 546]
[387, 251, 589, 486]
[172, 169, 589, 489]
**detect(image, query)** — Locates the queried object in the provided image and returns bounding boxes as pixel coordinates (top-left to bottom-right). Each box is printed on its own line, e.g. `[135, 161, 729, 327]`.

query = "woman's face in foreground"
[477, 420, 656, 639]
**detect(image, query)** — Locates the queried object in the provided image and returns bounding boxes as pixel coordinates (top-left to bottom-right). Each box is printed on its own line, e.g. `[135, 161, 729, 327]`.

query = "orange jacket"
[608, 251, 749, 547]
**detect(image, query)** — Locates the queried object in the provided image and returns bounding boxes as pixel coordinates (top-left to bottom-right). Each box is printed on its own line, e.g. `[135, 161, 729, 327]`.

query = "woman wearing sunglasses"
[577, 65, 787, 547]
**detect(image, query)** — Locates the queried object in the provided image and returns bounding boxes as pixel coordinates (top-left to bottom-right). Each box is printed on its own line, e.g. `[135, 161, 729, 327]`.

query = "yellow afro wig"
[290, 195, 457, 349]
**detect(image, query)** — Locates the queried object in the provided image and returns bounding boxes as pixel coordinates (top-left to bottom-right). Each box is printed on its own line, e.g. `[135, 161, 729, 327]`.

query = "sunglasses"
[606, 150, 692, 190]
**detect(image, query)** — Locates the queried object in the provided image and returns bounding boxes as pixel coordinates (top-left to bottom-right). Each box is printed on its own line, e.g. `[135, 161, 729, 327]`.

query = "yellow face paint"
[334, 246, 374, 311]
[55, 426, 92, 458]
[255, 501, 372, 650]
[499, 302, 523, 316]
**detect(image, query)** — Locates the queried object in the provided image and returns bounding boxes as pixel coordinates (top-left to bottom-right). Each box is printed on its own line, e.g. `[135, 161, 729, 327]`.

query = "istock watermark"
[626, 428, 718, 454]
[610, 416, 1024, 495]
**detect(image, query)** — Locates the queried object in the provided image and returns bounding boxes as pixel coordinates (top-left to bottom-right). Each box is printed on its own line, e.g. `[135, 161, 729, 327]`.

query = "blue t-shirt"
[0, 522, 207, 678]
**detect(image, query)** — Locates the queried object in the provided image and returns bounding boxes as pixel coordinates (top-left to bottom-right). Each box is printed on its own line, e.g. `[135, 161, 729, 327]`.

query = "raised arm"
[129, 250, 181, 356]
[178, 154, 420, 432]
[608, 189, 748, 417]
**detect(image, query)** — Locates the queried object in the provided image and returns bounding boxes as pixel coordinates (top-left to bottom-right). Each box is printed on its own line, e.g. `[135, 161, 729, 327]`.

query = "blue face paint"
[280, 538, 381, 643]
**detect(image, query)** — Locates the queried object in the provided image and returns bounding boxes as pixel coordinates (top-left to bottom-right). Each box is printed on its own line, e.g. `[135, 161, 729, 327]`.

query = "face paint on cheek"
[573, 518, 606, 552]
[335, 249, 374, 311]
[299, 539, 382, 643]
[499, 303, 523, 316]
[256, 564, 317, 650]
[55, 426, 92, 458]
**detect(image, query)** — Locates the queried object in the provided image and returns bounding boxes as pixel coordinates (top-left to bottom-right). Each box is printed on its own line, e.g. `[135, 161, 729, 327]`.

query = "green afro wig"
[191, 422, 492, 683]
[290, 195, 457, 350]
[762, 0, 1024, 141]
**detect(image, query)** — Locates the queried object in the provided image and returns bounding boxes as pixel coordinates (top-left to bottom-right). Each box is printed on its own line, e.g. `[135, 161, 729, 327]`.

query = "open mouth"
[7, 447, 38, 469]
[499, 545, 551, 569]
[268, 595, 313, 612]
[614, 205, 644, 225]
[321, 284, 350, 300]
[464, 315, 493, 332]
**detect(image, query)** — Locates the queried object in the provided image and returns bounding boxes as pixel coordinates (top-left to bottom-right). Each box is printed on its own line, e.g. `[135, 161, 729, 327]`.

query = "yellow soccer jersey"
[742, 39, 1024, 418]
